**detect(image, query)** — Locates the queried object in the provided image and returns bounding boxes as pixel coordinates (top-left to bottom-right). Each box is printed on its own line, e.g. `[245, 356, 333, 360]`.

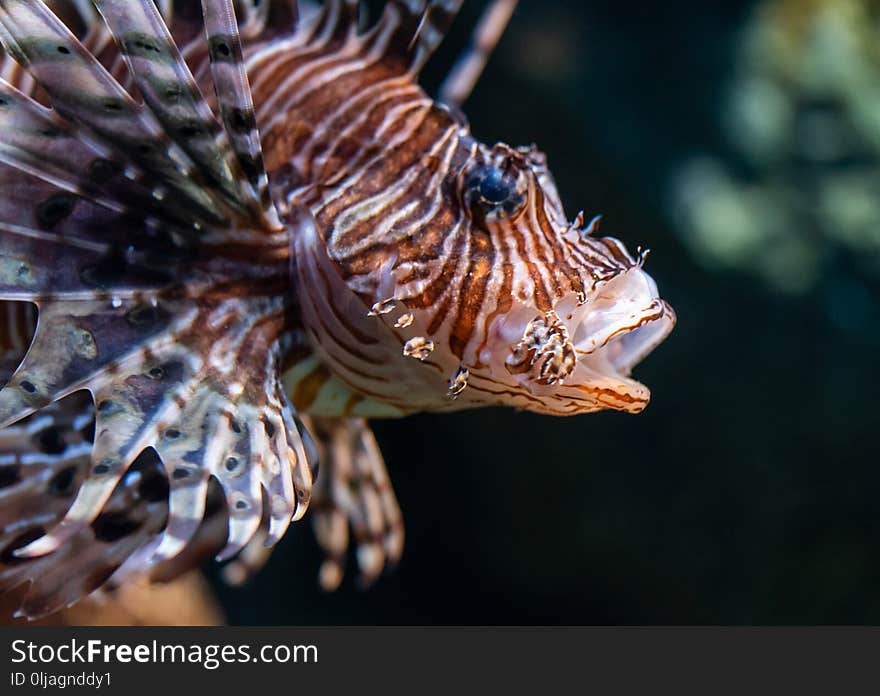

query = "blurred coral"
[673, 0, 880, 298]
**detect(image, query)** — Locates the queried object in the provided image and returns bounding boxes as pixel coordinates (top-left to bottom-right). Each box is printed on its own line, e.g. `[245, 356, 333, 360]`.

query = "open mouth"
[570, 267, 675, 380]
[509, 266, 675, 414]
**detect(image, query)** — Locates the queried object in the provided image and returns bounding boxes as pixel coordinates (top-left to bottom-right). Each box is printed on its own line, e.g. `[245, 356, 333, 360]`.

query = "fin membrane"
[0, 0, 316, 615]
[307, 416, 403, 591]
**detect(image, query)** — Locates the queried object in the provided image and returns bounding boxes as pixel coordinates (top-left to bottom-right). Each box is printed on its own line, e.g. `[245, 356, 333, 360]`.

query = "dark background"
[210, 0, 880, 624]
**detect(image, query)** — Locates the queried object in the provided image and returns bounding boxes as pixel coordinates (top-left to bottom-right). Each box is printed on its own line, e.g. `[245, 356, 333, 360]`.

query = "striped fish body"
[0, 1, 674, 618]
[237, 8, 674, 417]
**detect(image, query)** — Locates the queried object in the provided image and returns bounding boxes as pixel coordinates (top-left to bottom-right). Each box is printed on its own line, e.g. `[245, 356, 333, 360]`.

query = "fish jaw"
[294, 208, 676, 417]
[471, 266, 675, 415]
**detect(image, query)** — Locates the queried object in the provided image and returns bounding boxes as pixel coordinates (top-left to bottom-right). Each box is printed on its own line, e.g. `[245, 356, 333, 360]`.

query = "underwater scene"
[0, 0, 876, 625]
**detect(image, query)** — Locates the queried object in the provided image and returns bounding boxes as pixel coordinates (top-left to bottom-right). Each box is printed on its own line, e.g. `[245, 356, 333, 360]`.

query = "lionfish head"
[297, 139, 675, 417]
[448, 141, 675, 415]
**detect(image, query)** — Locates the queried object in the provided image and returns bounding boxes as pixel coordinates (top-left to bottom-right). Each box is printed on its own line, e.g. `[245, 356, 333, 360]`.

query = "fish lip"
[576, 298, 676, 379]
[484, 266, 675, 415]
[562, 267, 676, 405]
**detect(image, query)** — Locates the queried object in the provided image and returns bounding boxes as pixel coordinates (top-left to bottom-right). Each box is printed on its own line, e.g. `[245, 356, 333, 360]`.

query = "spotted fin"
[0, 80, 189, 229]
[0, 394, 164, 619]
[0, 1, 316, 596]
[0, 0, 286, 229]
[0, 0, 227, 227]
[93, 0, 266, 220]
[200, 0, 280, 225]
[307, 416, 404, 591]
[0, 392, 236, 619]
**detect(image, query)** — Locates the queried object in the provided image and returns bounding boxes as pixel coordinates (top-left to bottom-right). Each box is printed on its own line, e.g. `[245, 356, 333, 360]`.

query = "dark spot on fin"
[163, 84, 183, 103]
[92, 460, 112, 475]
[97, 400, 116, 414]
[209, 36, 234, 61]
[102, 99, 125, 113]
[222, 106, 257, 135]
[123, 33, 164, 57]
[37, 194, 77, 229]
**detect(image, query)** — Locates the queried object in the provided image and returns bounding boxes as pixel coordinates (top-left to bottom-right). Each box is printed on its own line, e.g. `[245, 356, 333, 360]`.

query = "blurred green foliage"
[675, 0, 880, 299]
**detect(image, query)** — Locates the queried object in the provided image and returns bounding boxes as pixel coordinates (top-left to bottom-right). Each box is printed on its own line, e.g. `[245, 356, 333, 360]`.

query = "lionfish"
[0, 0, 674, 619]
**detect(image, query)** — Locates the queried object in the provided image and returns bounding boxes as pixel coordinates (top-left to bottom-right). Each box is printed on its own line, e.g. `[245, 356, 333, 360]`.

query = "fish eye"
[464, 165, 526, 221]
[477, 167, 514, 203]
